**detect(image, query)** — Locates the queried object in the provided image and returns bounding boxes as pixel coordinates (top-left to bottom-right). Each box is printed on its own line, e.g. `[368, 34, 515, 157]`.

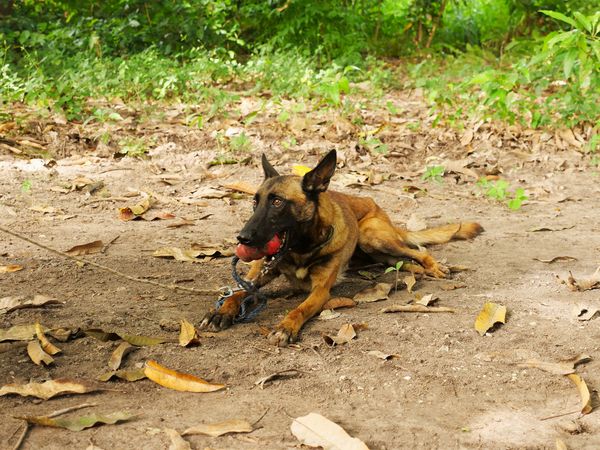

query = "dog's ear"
[261, 154, 280, 179]
[302, 150, 337, 194]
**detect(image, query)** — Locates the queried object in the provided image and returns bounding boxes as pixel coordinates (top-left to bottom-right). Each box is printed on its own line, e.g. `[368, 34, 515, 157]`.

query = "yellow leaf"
[0, 379, 99, 400]
[183, 419, 253, 437]
[323, 324, 357, 347]
[474, 302, 506, 336]
[353, 283, 392, 304]
[65, 240, 104, 256]
[0, 264, 24, 273]
[108, 342, 135, 370]
[144, 360, 225, 393]
[179, 319, 200, 347]
[27, 340, 54, 365]
[567, 374, 593, 415]
[35, 322, 61, 355]
[292, 165, 312, 176]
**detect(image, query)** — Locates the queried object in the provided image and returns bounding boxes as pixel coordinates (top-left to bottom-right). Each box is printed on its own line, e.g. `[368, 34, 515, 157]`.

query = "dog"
[199, 150, 483, 346]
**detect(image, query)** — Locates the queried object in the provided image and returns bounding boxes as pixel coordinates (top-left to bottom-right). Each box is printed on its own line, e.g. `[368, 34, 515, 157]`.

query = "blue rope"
[214, 256, 268, 323]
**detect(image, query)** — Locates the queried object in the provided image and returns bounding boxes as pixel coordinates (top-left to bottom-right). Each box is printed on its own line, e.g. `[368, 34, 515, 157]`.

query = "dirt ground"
[1, 92, 599, 449]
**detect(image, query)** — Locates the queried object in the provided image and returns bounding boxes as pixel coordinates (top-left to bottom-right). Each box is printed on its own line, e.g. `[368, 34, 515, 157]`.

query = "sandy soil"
[1, 95, 599, 449]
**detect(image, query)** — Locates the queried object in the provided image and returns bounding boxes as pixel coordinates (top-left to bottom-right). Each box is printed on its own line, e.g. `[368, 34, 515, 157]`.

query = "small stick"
[539, 410, 580, 421]
[47, 402, 98, 418]
[380, 304, 455, 313]
[12, 422, 28, 450]
[0, 225, 220, 296]
[252, 408, 270, 427]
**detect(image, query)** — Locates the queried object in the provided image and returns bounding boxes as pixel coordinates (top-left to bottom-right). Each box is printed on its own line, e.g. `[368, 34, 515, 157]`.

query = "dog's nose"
[237, 233, 253, 245]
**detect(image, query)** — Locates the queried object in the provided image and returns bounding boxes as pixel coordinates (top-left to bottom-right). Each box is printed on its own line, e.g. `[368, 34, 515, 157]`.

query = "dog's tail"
[398, 222, 483, 247]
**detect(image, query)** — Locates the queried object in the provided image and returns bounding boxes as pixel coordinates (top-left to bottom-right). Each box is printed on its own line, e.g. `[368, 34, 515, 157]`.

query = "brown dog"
[200, 150, 482, 345]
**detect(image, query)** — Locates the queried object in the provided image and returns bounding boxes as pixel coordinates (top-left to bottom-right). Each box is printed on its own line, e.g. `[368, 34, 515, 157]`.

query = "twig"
[0, 224, 220, 296]
[47, 402, 98, 418]
[380, 304, 455, 313]
[84, 196, 132, 204]
[251, 408, 269, 427]
[12, 422, 28, 450]
[540, 409, 580, 421]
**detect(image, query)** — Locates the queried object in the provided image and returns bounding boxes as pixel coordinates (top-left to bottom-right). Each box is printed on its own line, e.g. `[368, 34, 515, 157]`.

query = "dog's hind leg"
[358, 217, 448, 278]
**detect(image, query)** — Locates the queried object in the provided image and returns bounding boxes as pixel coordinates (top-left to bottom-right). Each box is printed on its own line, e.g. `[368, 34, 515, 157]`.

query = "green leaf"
[541, 10, 578, 29]
[563, 49, 578, 79]
[573, 12, 592, 33]
[384, 267, 395, 274]
[15, 412, 136, 431]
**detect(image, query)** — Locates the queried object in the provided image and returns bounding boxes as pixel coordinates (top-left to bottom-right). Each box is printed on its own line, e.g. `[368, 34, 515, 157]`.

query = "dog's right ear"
[261, 154, 280, 179]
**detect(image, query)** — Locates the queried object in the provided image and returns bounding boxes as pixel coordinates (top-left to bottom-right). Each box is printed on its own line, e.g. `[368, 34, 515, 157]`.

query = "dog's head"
[235, 150, 337, 262]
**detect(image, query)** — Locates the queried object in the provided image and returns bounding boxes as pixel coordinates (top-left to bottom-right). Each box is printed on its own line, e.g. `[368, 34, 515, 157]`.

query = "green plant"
[359, 136, 389, 155]
[229, 132, 251, 152]
[117, 138, 148, 158]
[477, 178, 528, 210]
[422, 165, 445, 183]
[21, 179, 32, 193]
[384, 260, 404, 292]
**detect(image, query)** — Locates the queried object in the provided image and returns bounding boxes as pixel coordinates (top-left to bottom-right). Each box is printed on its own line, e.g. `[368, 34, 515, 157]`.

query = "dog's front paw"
[426, 263, 449, 278]
[199, 310, 235, 331]
[267, 327, 297, 347]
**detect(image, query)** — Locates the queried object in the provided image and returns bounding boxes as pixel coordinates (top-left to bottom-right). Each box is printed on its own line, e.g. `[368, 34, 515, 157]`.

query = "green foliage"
[477, 178, 528, 210]
[422, 166, 445, 183]
[384, 260, 404, 292]
[20, 179, 32, 193]
[117, 138, 148, 158]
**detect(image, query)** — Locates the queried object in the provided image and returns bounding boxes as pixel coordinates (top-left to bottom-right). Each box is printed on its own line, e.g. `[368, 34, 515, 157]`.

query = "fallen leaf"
[323, 324, 357, 347]
[153, 244, 233, 262]
[0, 324, 38, 341]
[137, 211, 176, 221]
[144, 360, 225, 393]
[322, 297, 356, 310]
[367, 350, 400, 361]
[0, 264, 24, 273]
[98, 368, 147, 382]
[415, 293, 437, 306]
[0, 295, 63, 314]
[460, 129, 474, 146]
[108, 342, 135, 370]
[0, 379, 99, 400]
[47, 327, 81, 342]
[29, 205, 59, 214]
[192, 186, 229, 199]
[183, 419, 253, 437]
[164, 428, 191, 450]
[557, 266, 600, 292]
[166, 218, 196, 228]
[447, 265, 471, 272]
[221, 181, 257, 195]
[16, 411, 135, 431]
[406, 214, 427, 232]
[444, 159, 480, 180]
[27, 340, 54, 365]
[35, 322, 61, 355]
[84, 329, 170, 346]
[556, 438, 568, 450]
[292, 165, 313, 176]
[528, 225, 574, 232]
[533, 256, 578, 264]
[567, 374, 593, 415]
[404, 274, 416, 293]
[518, 354, 591, 375]
[573, 304, 600, 321]
[440, 283, 466, 291]
[380, 304, 455, 313]
[190, 243, 235, 258]
[65, 240, 104, 256]
[179, 319, 200, 347]
[319, 309, 341, 320]
[118, 196, 153, 221]
[290, 412, 369, 450]
[353, 283, 392, 303]
[474, 302, 506, 336]
[255, 369, 301, 389]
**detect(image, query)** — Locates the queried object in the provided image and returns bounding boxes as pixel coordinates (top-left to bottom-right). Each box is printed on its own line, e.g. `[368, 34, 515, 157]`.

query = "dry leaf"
[323, 324, 357, 347]
[406, 214, 427, 232]
[164, 428, 191, 450]
[16, 411, 135, 431]
[153, 244, 233, 262]
[556, 438, 568, 450]
[474, 302, 506, 336]
[444, 159, 480, 180]
[179, 319, 200, 347]
[440, 283, 466, 291]
[290, 412, 369, 450]
[166, 218, 195, 228]
[221, 181, 257, 195]
[557, 266, 600, 292]
[27, 340, 54, 365]
[567, 374, 592, 415]
[319, 309, 341, 320]
[573, 304, 600, 321]
[255, 369, 301, 389]
[118, 196, 153, 221]
[183, 419, 253, 437]
[415, 294, 438, 306]
[35, 322, 61, 355]
[518, 354, 591, 375]
[528, 225, 574, 232]
[367, 350, 400, 361]
[84, 329, 169, 346]
[322, 297, 356, 310]
[65, 240, 104, 256]
[404, 274, 416, 293]
[353, 283, 392, 303]
[292, 165, 313, 176]
[190, 243, 235, 258]
[144, 360, 225, 393]
[98, 368, 147, 382]
[108, 342, 135, 370]
[0, 264, 24, 273]
[380, 304, 455, 313]
[0, 324, 38, 341]
[0, 379, 99, 400]
[533, 256, 578, 264]
[0, 295, 63, 314]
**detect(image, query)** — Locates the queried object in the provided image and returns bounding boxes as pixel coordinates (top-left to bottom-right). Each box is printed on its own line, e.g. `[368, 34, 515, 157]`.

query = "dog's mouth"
[235, 231, 288, 262]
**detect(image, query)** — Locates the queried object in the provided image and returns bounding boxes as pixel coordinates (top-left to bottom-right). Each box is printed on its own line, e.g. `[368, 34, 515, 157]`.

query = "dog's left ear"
[261, 154, 280, 179]
[302, 150, 337, 194]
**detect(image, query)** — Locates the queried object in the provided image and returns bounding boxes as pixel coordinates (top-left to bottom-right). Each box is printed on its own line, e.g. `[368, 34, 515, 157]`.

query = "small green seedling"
[507, 188, 528, 210]
[422, 165, 445, 183]
[477, 178, 528, 210]
[384, 260, 404, 292]
[21, 179, 32, 193]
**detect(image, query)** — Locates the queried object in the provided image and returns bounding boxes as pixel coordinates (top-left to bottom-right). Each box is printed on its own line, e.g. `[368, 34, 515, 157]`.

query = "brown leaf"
[255, 369, 301, 389]
[0, 379, 99, 400]
[406, 214, 427, 232]
[108, 342, 135, 370]
[323, 324, 357, 347]
[35, 322, 61, 355]
[518, 354, 591, 375]
[0, 295, 63, 313]
[404, 274, 416, 293]
[98, 368, 147, 382]
[144, 360, 225, 392]
[322, 297, 356, 310]
[221, 181, 257, 195]
[183, 419, 253, 437]
[557, 266, 600, 292]
[65, 240, 104, 256]
[353, 282, 392, 303]
[290, 412, 369, 450]
[190, 243, 235, 258]
[16, 411, 135, 431]
[166, 218, 195, 228]
[567, 374, 593, 415]
[164, 428, 191, 450]
[0, 324, 39, 342]
[0, 264, 24, 273]
[179, 319, 200, 347]
[153, 244, 233, 262]
[573, 304, 600, 321]
[27, 340, 54, 365]
[533, 256, 578, 264]
[380, 304, 455, 313]
[440, 283, 466, 291]
[118, 196, 153, 221]
[318, 309, 341, 320]
[474, 302, 506, 336]
[528, 225, 574, 232]
[84, 329, 170, 346]
[415, 293, 438, 306]
[367, 350, 400, 361]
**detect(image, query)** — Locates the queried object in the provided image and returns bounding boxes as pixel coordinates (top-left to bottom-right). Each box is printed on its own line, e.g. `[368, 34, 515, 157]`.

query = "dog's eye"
[271, 197, 283, 208]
